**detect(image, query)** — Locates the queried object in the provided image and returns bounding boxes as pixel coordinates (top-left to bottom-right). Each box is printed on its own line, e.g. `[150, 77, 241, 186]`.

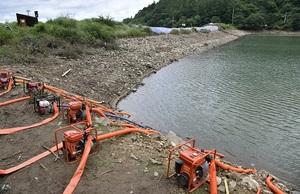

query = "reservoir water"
[118, 35, 300, 187]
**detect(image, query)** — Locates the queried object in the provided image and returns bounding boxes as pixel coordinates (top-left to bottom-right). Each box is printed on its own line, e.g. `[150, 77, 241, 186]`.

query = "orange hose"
[209, 158, 218, 194]
[266, 175, 284, 194]
[0, 143, 63, 175]
[91, 108, 115, 124]
[257, 188, 262, 194]
[85, 105, 92, 127]
[0, 102, 59, 135]
[0, 77, 13, 97]
[97, 127, 153, 141]
[215, 159, 256, 173]
[0, 96, 30, 107]
[63, 135, 93, 194]
[119, 123, 136, 128]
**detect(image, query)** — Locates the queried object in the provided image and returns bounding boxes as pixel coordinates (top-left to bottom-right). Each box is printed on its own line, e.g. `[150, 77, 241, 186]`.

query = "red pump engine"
[23, 81, 44, 95]
[167, 138, 216, 193]
[0, 69, 14, 90]
[55, 124, 98, 164]
[34, 94, 60, 115]
[67, 101, 86, 123]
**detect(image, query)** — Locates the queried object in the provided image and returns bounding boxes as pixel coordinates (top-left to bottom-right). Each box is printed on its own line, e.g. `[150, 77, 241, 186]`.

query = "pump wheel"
[178, 172, 189, 187]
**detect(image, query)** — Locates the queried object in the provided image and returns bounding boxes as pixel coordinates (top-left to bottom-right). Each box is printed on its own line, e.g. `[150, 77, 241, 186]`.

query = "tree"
[243, 13, 265, 30]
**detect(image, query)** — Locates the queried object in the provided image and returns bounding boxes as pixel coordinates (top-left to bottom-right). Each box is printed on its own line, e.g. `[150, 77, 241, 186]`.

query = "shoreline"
[110, 30, 251, 109]
[108, 30, 299, 190]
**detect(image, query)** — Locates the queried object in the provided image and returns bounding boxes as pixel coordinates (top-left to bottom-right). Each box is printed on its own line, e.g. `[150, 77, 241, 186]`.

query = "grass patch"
[0, 16, 154, 62]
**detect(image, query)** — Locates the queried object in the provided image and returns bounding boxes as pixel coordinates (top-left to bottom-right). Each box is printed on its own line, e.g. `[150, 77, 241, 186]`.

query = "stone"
[229, 180, 237, 191]
[241, 176, 260, 192]
[165, 131, 185, 146]
[218, 185, 226, 193]
[262, 190, 273, 194]
[227, 172, 244, 181]
[149, 158, 162, 165]
[130, 153, 139, 160]
[258, 169, 269, 180]
[216, 176, 222, 186]
[94, 117, 110, 126]
[154, 172, 159, 177]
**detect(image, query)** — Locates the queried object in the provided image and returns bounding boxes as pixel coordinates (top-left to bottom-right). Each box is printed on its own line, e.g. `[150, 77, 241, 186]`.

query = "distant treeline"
[123, 0, 300, 31]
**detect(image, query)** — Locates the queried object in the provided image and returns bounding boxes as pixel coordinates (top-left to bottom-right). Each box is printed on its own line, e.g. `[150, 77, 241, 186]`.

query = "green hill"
[123, 0, 300, 31]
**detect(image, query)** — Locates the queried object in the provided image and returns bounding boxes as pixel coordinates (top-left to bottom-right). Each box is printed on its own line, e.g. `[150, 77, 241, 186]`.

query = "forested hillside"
[123, 0, 300, 30]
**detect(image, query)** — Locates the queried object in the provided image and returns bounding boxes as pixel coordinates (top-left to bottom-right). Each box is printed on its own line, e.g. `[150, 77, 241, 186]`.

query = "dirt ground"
[0, 85, 261, 194]
[0, 31, 298, 193]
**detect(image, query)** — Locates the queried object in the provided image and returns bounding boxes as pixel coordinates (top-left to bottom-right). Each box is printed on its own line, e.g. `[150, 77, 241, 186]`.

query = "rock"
[94, 117, 110, 126]
[218, 185, 226, 193]
[165, 131, 185, 146]
[241, 176, 260, 192]
[154, 172, 159, 177]
[216, 176, 222, 186]
[144, 167, 148, 173]
[1, 184, 11, 192]
[258, 169, 269, 180]
[229, 180, 237, 191]
[227, 172, 244, 181]
[149, 158, 162, 165]
[262, 190, 273, 194]
[130, 153, 139, 160]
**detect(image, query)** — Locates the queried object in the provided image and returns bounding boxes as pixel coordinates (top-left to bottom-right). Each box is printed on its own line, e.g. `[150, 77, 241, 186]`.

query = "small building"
[16, 11, 39, 27]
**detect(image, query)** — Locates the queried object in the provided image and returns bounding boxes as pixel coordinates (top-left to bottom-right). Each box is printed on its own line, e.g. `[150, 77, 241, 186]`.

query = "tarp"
[148, 25, 219, 34]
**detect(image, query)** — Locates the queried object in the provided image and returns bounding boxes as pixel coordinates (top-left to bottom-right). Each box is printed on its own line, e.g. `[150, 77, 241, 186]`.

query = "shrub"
[170, 29, 180, 35]
[217, 23, 236, 30]
[199, 29, 210, 33]
[180, 28, 191, 34]
[0, 25, 14, 44]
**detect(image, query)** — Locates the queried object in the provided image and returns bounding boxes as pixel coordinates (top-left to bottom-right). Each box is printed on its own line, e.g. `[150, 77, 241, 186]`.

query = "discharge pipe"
[0, 102, 59, 135]
[215, 159, 256, 174]
[266, 175, 284, 194]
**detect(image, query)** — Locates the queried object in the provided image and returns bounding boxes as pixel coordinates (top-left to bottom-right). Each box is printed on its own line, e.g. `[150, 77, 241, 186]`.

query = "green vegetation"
[124, 0, 300, 31]
[0, 16, 154, 62]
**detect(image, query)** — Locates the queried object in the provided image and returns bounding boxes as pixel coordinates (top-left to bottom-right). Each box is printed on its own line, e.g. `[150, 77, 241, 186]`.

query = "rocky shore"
[8, 30, 250, 109]
[3, 29, 299, 193]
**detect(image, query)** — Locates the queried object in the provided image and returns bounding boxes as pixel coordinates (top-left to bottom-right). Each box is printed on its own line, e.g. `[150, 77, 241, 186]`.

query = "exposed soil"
[0, 30, 298, 194]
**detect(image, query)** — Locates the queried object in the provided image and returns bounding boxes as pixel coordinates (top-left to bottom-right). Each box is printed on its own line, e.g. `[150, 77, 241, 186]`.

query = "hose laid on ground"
[209, 158, 218, 194]
[215, 159, 256, 174]
[0, 102, 59, 135]
[91, 108, 115, 124]
[0, 77, 13, 97]
[266, 175, 284, 194]
[63, 135, 93, 194]
[0, 96, 30, 107]
[0, 143, 63, 175]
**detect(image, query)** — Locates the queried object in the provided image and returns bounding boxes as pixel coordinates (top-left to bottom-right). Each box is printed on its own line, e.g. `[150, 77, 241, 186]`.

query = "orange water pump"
[167, 138, 216, 193]
[23, 81, 44, 95]
[55, 123, 98, 164]
[67, 101, 86, 124]
[0, 69, 14, 90]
